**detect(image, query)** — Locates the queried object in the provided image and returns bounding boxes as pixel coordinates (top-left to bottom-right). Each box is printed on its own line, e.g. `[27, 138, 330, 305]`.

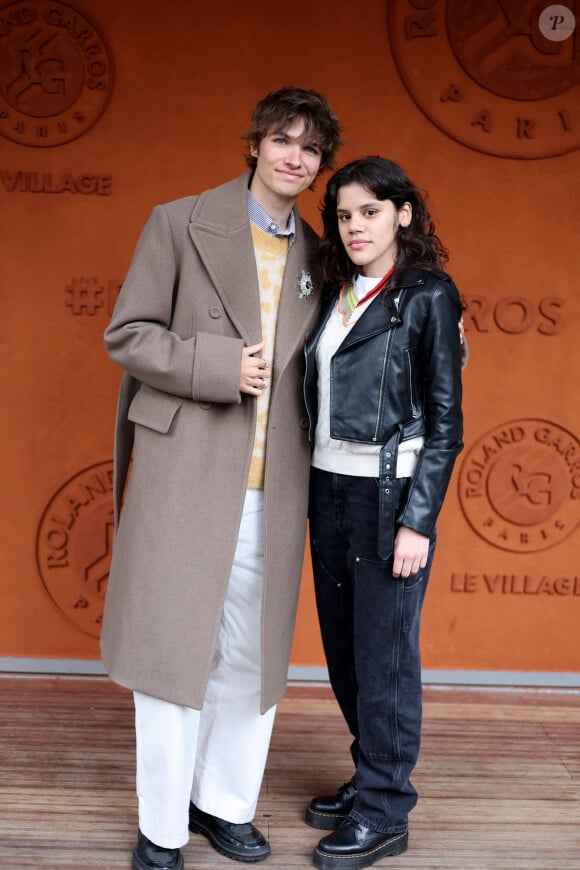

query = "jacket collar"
[315, 267, 450, 352]
[310, 280, 403, 354]
[339, 288, 403, 350]
[388, 266, 449, 291]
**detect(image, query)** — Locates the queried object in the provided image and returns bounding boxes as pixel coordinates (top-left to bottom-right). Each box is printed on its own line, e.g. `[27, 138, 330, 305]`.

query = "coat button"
[200, 401, 212, 410]
[209, 305, 222, 319]
[299, 417, 309, 429]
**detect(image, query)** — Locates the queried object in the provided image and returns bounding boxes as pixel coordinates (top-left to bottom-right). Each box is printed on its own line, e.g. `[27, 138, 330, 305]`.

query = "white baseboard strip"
[289, 666, 580, 688]
[0, 659, 579, 688]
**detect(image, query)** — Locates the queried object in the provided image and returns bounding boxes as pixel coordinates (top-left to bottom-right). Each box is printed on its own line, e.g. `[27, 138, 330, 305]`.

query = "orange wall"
[1, 0, 579, 673]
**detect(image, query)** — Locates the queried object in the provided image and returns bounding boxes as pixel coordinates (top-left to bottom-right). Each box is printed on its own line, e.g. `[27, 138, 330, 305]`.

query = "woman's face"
[336, 182, 412, 278]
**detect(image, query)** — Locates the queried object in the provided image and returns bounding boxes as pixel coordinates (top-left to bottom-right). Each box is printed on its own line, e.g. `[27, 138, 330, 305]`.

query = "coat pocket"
[128, 387, 182, 434]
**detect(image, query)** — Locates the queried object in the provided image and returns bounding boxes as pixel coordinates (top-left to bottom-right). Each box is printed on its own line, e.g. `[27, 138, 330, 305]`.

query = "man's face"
[250, 119, 322, 206]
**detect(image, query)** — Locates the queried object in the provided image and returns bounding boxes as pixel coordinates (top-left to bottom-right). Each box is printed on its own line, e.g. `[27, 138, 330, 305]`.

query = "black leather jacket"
[304, 267, 464, 559]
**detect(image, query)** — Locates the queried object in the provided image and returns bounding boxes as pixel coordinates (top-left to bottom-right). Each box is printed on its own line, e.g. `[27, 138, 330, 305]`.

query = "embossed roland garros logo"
[0, 0, 113, 146]
[36, 461, 114, 638]
[458, 419, 580, 553]
[388, 0, 580, 158]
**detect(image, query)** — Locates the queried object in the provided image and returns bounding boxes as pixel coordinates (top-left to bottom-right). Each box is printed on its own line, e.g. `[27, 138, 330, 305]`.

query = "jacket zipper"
[372, 329, 391, 441]
[371, 286, 407, 441]
[406, 349, 418, 417]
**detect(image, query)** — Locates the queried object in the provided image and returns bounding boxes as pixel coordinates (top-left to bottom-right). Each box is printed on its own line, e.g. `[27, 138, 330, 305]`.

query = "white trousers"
[134, 489, 277, 848]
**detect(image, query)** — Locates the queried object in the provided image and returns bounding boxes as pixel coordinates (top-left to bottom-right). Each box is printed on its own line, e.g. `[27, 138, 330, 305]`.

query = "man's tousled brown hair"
[242, 86, 342, 175]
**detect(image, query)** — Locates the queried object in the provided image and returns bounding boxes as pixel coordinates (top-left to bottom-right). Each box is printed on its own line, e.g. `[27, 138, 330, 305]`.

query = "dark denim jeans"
[309, 467, 436, 834]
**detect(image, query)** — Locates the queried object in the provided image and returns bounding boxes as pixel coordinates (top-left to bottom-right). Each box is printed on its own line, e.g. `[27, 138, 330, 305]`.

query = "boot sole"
[313, 830, 408, 869]
[189, 820, 271, 863]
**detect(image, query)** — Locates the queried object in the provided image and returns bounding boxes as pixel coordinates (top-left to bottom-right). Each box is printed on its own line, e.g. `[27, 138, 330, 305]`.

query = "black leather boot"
[132, 830, 184, 870]
[188, 802, 270, 862]
[306, 779, 358, 830]
[313, 818, 408, 869]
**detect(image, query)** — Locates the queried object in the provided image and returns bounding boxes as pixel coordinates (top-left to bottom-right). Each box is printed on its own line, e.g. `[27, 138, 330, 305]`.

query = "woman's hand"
[240, 340, 271, 395]
[393, 526, 430, 579]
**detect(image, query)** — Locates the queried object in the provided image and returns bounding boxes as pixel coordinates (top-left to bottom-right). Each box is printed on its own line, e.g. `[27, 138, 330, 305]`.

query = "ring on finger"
[260, 378, 266, 390]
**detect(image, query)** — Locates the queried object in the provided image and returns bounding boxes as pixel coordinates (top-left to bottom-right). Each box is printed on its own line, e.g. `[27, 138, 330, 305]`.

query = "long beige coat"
[100, 172, 322, 713]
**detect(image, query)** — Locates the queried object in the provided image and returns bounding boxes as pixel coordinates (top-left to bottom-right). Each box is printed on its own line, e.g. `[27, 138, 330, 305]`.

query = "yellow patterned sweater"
[247, 224, 288, 489]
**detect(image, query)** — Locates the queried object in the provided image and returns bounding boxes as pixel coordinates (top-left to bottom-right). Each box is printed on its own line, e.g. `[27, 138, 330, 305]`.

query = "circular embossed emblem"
[36, 461, 114, 638]
[458, 419, 580, 552]
[388, 0, 580, 158]
[0, 0, 113, 147]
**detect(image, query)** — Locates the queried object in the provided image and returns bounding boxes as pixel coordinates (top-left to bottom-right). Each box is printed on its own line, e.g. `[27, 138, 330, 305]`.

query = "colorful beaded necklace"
[338, 267, 394, 326]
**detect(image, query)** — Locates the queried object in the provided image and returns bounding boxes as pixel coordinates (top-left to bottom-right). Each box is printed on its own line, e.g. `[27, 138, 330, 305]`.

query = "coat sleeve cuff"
[191, 332, 244, 403]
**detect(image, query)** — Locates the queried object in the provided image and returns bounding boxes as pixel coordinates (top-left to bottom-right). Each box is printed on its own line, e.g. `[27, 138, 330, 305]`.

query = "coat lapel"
[272, 220, 321, 383]
[187, 174, 262, 344]
[187, 172, 320, 374]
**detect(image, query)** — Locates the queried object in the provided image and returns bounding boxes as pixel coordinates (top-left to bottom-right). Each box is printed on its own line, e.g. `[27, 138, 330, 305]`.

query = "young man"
[101, 87, 342, 870]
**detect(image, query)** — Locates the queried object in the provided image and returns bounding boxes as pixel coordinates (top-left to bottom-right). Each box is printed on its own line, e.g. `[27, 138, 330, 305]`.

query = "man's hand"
[392, 526, 429, 579]
[240, 340, 271, 395]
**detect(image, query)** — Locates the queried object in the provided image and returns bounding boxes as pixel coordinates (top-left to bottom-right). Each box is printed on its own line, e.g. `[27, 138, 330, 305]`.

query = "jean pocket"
[402, 572, 425, 633]
[310, 536, 346, 588]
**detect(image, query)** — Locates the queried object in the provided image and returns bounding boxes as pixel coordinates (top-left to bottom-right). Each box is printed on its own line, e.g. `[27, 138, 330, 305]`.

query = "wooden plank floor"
[0, 678, 578, 869]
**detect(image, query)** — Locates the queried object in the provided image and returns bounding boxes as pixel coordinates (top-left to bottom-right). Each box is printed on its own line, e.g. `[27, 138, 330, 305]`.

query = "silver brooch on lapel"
[298, 270, 315, 300]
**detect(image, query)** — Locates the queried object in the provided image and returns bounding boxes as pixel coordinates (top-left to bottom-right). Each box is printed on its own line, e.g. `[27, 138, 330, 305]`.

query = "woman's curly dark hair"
[319, 156, 448, 288]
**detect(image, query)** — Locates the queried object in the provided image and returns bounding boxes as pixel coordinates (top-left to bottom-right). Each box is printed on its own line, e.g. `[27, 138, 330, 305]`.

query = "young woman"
[303, 157, 464, 870]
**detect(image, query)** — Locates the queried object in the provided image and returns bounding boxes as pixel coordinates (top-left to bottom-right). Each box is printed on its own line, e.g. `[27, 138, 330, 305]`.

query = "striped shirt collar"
[247, 190, 296, 247]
